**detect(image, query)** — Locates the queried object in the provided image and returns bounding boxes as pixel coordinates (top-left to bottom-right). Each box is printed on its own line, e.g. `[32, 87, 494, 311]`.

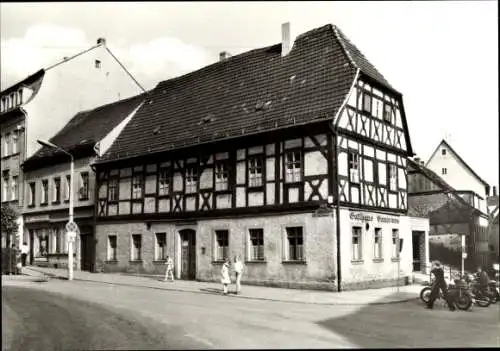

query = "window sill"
[351, 260, 364, 265]
[245, 260, 267, 264]
[129, 260, 143, 263]
[373, 258, 384, 263]
[282, 260, 307, 265]
[40, 202, 48, 207]
[391, 258, 401, 262]
[27, 204, 35, 208]
[105, 260, 118, 264]
[153, 260, 167, 264]
[52, 201, 61, 205]
[64, 199, 70, 204]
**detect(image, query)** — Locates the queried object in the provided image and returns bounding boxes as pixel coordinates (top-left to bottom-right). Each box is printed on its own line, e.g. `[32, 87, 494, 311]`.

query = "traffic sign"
[66, 221, 79, 233]
[462, 252, 468, 259]
[67, 231, 77, 242]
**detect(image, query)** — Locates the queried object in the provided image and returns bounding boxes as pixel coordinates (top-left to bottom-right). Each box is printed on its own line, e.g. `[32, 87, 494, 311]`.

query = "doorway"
[179, 229, 196, 280]
[80, 226, 94, 272]
[412, 231, 424, 272]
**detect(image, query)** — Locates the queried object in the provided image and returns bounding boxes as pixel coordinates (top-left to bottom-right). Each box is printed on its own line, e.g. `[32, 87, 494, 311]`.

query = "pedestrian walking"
[21, 242, 29, 267]
[221, 258, 231, 295]
[164, 255, 174, 282]
[233, 255, 243, 294]
[426, 260, 455, 311]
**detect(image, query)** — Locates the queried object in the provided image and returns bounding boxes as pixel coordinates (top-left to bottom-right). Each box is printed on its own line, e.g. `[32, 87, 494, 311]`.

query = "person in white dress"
[221, 258, 231, 295]
[164, 255, 174, 282]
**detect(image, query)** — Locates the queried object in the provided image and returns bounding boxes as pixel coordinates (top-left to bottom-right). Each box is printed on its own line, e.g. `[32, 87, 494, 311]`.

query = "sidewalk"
[22, 266, 423, 306]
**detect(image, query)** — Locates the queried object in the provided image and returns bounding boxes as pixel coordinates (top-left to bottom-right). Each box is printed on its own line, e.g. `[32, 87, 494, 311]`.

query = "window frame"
[11, 175, 18, 201]
[64, 175, 71, 202]
[3, 133, 9, 157]
[214, 162, 229, 192]
[107, 235, 117, 261]
[348, 150, 360, 184]
[374, 227, 383, 260]
[248, 228, 265, 261]
[108, 178, 119, 201]
[158, 168, 171, 196]
[383, 103, 392, 124]
[131, 173, 143, 199]
[441, 149, 446, 156]
[285, 150, 302, 184]
[41, 179, 49, 205]
[441, 168, 447, 175]
[52, 177, 61, 204]
[248, 156, 264, 188]
[362, 92, 372, 114]
[392, 229, 400, 259]
[185, 165, 198, 194]
[2, 174, 9, 202]
[131, 234, 142, 261]
[352, 226, 363, 262]
[28, 182, 36, 206]
[155, 232, 167, 261]
[388, 163, 398, 192]
[214, 229, 229, 262]
[79, 172, 90, 200]
[284, 226, 305, 262]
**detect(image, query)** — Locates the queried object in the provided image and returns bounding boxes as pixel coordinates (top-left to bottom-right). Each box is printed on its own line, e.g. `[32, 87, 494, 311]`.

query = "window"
[131, 234, 142, 261]
[108, 235, 117, 261]
[442, 168, 447, 175]
[441, 149, 446, 156]
[249, 228, 264, 261]
[215, 163, 229, 191]
[362, 92, 372, 113]
[392, 229, 399, 259]
[185, 166, 198, 194]
[28, 182, 35, 206]
[248, 157, 263, 187]
[109, 179, 119, 201]
[158, 169, 170, 196]
[41, 179, 48, 204]
[286, 227, 304, 261]
[65, 175, 71, 201]
[215, 230, 229, 261]
[3, 133, 9, 156]
[52, 177, 61, 203]
[132, 174, 143, 199]
[348, 151, 359, 183]
[2, 174, 8, 202]
[383, 104, 392, 123]
[11, 176, 18, 201]
[388, 164, 397, 191]
[285, 150, 302, 183]
[155, 232, 167, 260]
[374, 228, 382, 259]
[373, 98, 383, 119]
[79, 172, 89, 200]
[352, 226, 362, 261]
[12, 134, 18, 154]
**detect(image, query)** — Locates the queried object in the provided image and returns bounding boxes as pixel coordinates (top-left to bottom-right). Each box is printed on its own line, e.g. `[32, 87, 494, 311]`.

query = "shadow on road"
[315, 291, 499, 348]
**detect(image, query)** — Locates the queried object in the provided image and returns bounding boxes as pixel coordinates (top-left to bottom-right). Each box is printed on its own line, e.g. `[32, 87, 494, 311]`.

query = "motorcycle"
[464, 274, 493, 307]
[487, 279, 499, 304]
[420, 278, 472, 311]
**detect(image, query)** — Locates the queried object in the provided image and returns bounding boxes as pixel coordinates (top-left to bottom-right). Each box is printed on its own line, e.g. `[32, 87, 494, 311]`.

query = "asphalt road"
[2, 278, 499, 350]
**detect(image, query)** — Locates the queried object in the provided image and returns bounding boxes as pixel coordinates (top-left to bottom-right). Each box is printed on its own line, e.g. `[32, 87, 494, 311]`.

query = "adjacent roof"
[0, 69, 45, 98]
[98, 24, 400, 164]
[426, 139, 490, 191]
[23, 92, 147, 170]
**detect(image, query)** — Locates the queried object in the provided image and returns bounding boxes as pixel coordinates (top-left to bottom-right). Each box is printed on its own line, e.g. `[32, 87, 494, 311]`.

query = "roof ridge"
[331, 25, 359, 70]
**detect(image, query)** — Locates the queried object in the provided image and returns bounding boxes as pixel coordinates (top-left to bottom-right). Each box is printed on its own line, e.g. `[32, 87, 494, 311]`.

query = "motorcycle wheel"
[475, 295, 491, 307]
[420, 287, 432, 304]
[455, 293, 473, 310]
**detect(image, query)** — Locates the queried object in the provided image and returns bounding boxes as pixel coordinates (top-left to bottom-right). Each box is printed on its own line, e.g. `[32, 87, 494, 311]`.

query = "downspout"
[331, 68, 360, 292]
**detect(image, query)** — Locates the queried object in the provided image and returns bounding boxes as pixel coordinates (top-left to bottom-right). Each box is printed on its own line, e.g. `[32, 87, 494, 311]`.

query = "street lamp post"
[37, 140, 75, 280]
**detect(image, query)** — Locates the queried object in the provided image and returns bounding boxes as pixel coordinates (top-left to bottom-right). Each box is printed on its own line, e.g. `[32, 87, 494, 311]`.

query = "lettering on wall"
[349, 211, 400, 224]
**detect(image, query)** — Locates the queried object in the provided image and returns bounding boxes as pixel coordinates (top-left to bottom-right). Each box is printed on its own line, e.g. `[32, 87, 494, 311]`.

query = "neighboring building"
[21, 93, 147, 270]
[407, 158, 489, 270]
[487, 188, 499, 266]
[92, 23, 424, 291]
[426, 139, 490, 214]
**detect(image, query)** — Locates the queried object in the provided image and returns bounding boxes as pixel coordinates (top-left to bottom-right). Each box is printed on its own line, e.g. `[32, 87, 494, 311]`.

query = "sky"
[1, 1, 498, 188]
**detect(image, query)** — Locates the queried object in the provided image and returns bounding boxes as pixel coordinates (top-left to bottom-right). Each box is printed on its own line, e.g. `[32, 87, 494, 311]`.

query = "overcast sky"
[1, 1, 498, 188]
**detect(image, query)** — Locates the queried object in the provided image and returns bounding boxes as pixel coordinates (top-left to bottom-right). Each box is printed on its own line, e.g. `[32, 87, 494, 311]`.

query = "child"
[221, 258, 231, 295]
[164, 255, 174, 282]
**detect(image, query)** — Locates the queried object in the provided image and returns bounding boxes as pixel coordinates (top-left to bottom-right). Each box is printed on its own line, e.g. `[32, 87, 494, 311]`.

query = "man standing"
[476, 266, 490, 296]
[21, 242, 29, 267]
[427, 261, 456, 311]
[164, 255, 174, 282]
[233, 256, 243, 295]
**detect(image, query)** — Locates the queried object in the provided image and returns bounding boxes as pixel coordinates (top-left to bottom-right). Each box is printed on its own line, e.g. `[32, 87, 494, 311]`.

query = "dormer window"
[348, 151, 359, 184]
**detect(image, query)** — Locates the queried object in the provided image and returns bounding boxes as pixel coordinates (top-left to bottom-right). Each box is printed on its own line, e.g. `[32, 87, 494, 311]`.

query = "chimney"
[281, 22, 291, 57]
[97, 38, 106, 46]
[219, 51, 231, 62]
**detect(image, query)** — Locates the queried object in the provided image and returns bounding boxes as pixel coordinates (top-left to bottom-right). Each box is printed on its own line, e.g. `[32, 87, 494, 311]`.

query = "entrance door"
[179, 229, 196, 280]
[412, 231, 423, 272]
[80, 227, 94, 272]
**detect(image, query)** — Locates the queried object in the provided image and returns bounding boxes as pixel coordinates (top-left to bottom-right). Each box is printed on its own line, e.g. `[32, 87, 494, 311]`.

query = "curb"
[24, 267, 419, 306]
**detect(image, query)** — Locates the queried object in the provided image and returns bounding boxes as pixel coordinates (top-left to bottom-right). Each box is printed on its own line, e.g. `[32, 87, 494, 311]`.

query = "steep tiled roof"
[98, 24, 397, 163]
[408, 159, 456, 193]
[427, 139, 490, 192]
[25, 92, 147, 164]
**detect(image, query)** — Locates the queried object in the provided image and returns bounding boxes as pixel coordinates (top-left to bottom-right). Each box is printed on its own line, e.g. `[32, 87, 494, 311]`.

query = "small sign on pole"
[67, 231, 77, 242]
[462, 252, 468, 259]
[65, 221, 78, 233]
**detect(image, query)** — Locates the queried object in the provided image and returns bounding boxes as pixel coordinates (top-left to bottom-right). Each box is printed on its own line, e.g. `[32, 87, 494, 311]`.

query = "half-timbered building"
[93, 23, 425, 291]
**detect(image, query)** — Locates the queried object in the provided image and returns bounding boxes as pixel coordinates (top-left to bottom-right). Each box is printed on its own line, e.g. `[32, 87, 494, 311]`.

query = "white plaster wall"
[23, 46, 142, 158]
[426, 145, 488, 198]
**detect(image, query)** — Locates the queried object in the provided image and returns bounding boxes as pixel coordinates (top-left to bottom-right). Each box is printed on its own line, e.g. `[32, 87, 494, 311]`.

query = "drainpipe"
[331, 68, 360, 292]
